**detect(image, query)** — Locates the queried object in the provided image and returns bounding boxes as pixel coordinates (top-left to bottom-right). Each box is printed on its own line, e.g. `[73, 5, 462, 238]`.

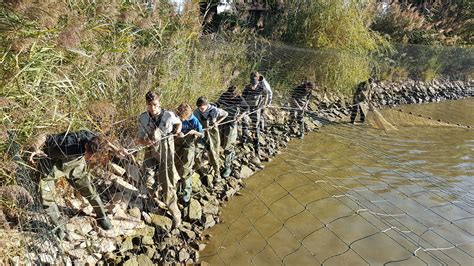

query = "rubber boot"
[89, 196, 112, 230]
[221, 150, 234, 178]
[45, 205, 66, 239]
[299, 120, 305, 139]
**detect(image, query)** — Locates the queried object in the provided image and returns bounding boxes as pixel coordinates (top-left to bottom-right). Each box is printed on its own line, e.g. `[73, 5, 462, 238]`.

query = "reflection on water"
[200, 99, 474, 265]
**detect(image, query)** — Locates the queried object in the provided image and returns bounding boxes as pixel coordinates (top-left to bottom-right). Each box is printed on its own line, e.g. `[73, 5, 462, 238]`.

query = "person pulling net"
[351, 78, 397, 131]
[26, 131, 128, 239]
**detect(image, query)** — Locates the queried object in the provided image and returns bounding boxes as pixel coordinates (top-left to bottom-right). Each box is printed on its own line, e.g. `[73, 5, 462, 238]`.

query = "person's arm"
[137, 116, 154, 145]
[240, 97, 250, 112]
[174, 122, 183, 137]
[234, 97, 249, 121]
[171, 113, 183, 137]
[263, 78, 273, 105]
[215, 108, 228, 126]
[105, 140, 130, 157]
[188, 116, 204, 137]
[27, 133, 48, 164]
[192, 116, 204, 133]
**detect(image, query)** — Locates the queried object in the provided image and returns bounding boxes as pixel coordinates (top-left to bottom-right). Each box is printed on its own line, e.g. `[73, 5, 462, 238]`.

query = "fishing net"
[1, 40, 473, 264]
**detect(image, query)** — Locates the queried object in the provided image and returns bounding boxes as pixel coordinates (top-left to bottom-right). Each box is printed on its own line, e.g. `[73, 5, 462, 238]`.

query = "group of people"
[26, 71, 371, 238]
[27, 72, 278, 237]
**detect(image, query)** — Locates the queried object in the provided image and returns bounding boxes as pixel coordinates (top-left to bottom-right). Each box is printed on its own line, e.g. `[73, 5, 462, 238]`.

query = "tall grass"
[259, 1, 389, 94]
[0, 0, 255, 185]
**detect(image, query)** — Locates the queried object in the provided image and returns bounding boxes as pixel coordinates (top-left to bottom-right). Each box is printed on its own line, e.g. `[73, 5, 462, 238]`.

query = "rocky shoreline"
[2, 79, 472, 265]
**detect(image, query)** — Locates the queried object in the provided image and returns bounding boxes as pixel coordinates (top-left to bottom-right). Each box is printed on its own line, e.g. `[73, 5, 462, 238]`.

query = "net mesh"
[200, 123, 474, 265]
[1, 41, 473, 264]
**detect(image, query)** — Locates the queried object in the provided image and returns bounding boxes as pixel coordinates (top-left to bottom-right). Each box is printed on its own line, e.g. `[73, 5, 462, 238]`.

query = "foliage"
[0, 0, 260, 187]
[262, 43, 373, 95]
[0, 0, 254, 159]
[256, 1, 389, 94]
[371, 1, 431, 44]
[265, 1, 387, 54]
[371, 0, 473, 46]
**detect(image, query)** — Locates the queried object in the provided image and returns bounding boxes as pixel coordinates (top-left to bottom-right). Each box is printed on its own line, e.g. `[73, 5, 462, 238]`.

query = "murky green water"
[200, 99, 474, 265]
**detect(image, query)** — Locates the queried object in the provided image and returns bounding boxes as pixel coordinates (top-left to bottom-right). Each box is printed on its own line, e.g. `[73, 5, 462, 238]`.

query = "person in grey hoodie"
[193, 96, 228, 179]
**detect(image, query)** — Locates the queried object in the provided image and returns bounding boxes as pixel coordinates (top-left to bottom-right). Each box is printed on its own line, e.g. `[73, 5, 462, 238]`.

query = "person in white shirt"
[138, 91, 183, 228]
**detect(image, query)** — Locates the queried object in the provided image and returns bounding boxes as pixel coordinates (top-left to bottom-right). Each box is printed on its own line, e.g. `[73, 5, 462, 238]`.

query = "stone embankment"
[2, 79, 472, 265]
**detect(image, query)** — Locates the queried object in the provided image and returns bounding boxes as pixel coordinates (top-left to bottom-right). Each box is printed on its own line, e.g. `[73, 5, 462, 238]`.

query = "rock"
[182, 221, 192, 229]
[179, 248, 190, 262]
[150, 214, 173, 232]
[67, 248, 87, 259]
[239, 165, 254, 179]
[191, 172, 203, 192]
[303, 117, 318, 131]
[202, 214, 216, 229]
[120, 236, 135, 252]
[225, 187, 237, 198]
[66, 217, 92, 235]
[182, 228, 196, 240]
[188, 199, 202, 220]
[95, 238, 116, 253]
[194, 250, 200, 261]
[110, 163, 126, 176]
[124, 162, 141, 183]
[128, 207, 141, 219]
[112, 175, 139, 194]
[142, 211, 152, 224]
[144, 246, 156, 258]
[100, 215, 145, 238]
[142, 235, 154, 245]
[123, 254, 154, 266]
[202, 203, 219, 215]
[65, 198, 94, 216]
[104, 252, 122, 265]
[137, 254, 155, 266]
[132, 225, 155, 238]
[85, 254, 100, 265]
[166, 250, 176, 260]
[161, 236, 181, 249]
[108, 192, 130, 215]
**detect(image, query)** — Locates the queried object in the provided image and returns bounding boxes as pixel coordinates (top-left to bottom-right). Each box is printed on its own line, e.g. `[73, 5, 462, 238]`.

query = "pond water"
[200, 99, 474, 265]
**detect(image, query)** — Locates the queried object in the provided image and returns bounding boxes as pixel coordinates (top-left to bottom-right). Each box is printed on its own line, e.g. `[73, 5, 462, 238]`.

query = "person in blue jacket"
[175, 103, 204, 203]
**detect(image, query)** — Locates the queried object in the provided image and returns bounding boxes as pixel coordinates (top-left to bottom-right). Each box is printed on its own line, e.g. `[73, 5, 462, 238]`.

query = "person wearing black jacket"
[217, 86, 250, 177]
[350, 78, 374, 124]
[27, 130, 121, 238]
[290, 81, 315, 138]
[242, 78, 265, 157]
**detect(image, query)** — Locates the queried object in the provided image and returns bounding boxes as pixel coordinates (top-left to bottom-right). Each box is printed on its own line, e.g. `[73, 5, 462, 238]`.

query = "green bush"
[258, 1, 389, 95]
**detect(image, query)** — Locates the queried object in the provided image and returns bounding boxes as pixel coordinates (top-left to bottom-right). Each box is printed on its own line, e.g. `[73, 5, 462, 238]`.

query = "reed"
[0, 0, 256, 185]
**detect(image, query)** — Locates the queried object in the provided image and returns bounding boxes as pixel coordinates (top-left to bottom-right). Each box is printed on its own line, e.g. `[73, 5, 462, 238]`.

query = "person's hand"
[118, 147, 130, 157]
[146, 139, 156, 146]
[27, 150, 47, 166]
[191, 130, 204, 138]
[205, 125, 215, 131]
[175, 132, 184, 138]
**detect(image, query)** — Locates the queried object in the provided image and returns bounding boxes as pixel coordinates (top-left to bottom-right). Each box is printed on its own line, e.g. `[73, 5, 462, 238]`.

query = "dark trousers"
[350, 104, 366, 123]
[243, 108, 261, 153]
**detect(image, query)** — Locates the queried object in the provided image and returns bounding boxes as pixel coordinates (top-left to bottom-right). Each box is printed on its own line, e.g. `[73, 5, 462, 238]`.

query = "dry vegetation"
[1, 0, 257, 186]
